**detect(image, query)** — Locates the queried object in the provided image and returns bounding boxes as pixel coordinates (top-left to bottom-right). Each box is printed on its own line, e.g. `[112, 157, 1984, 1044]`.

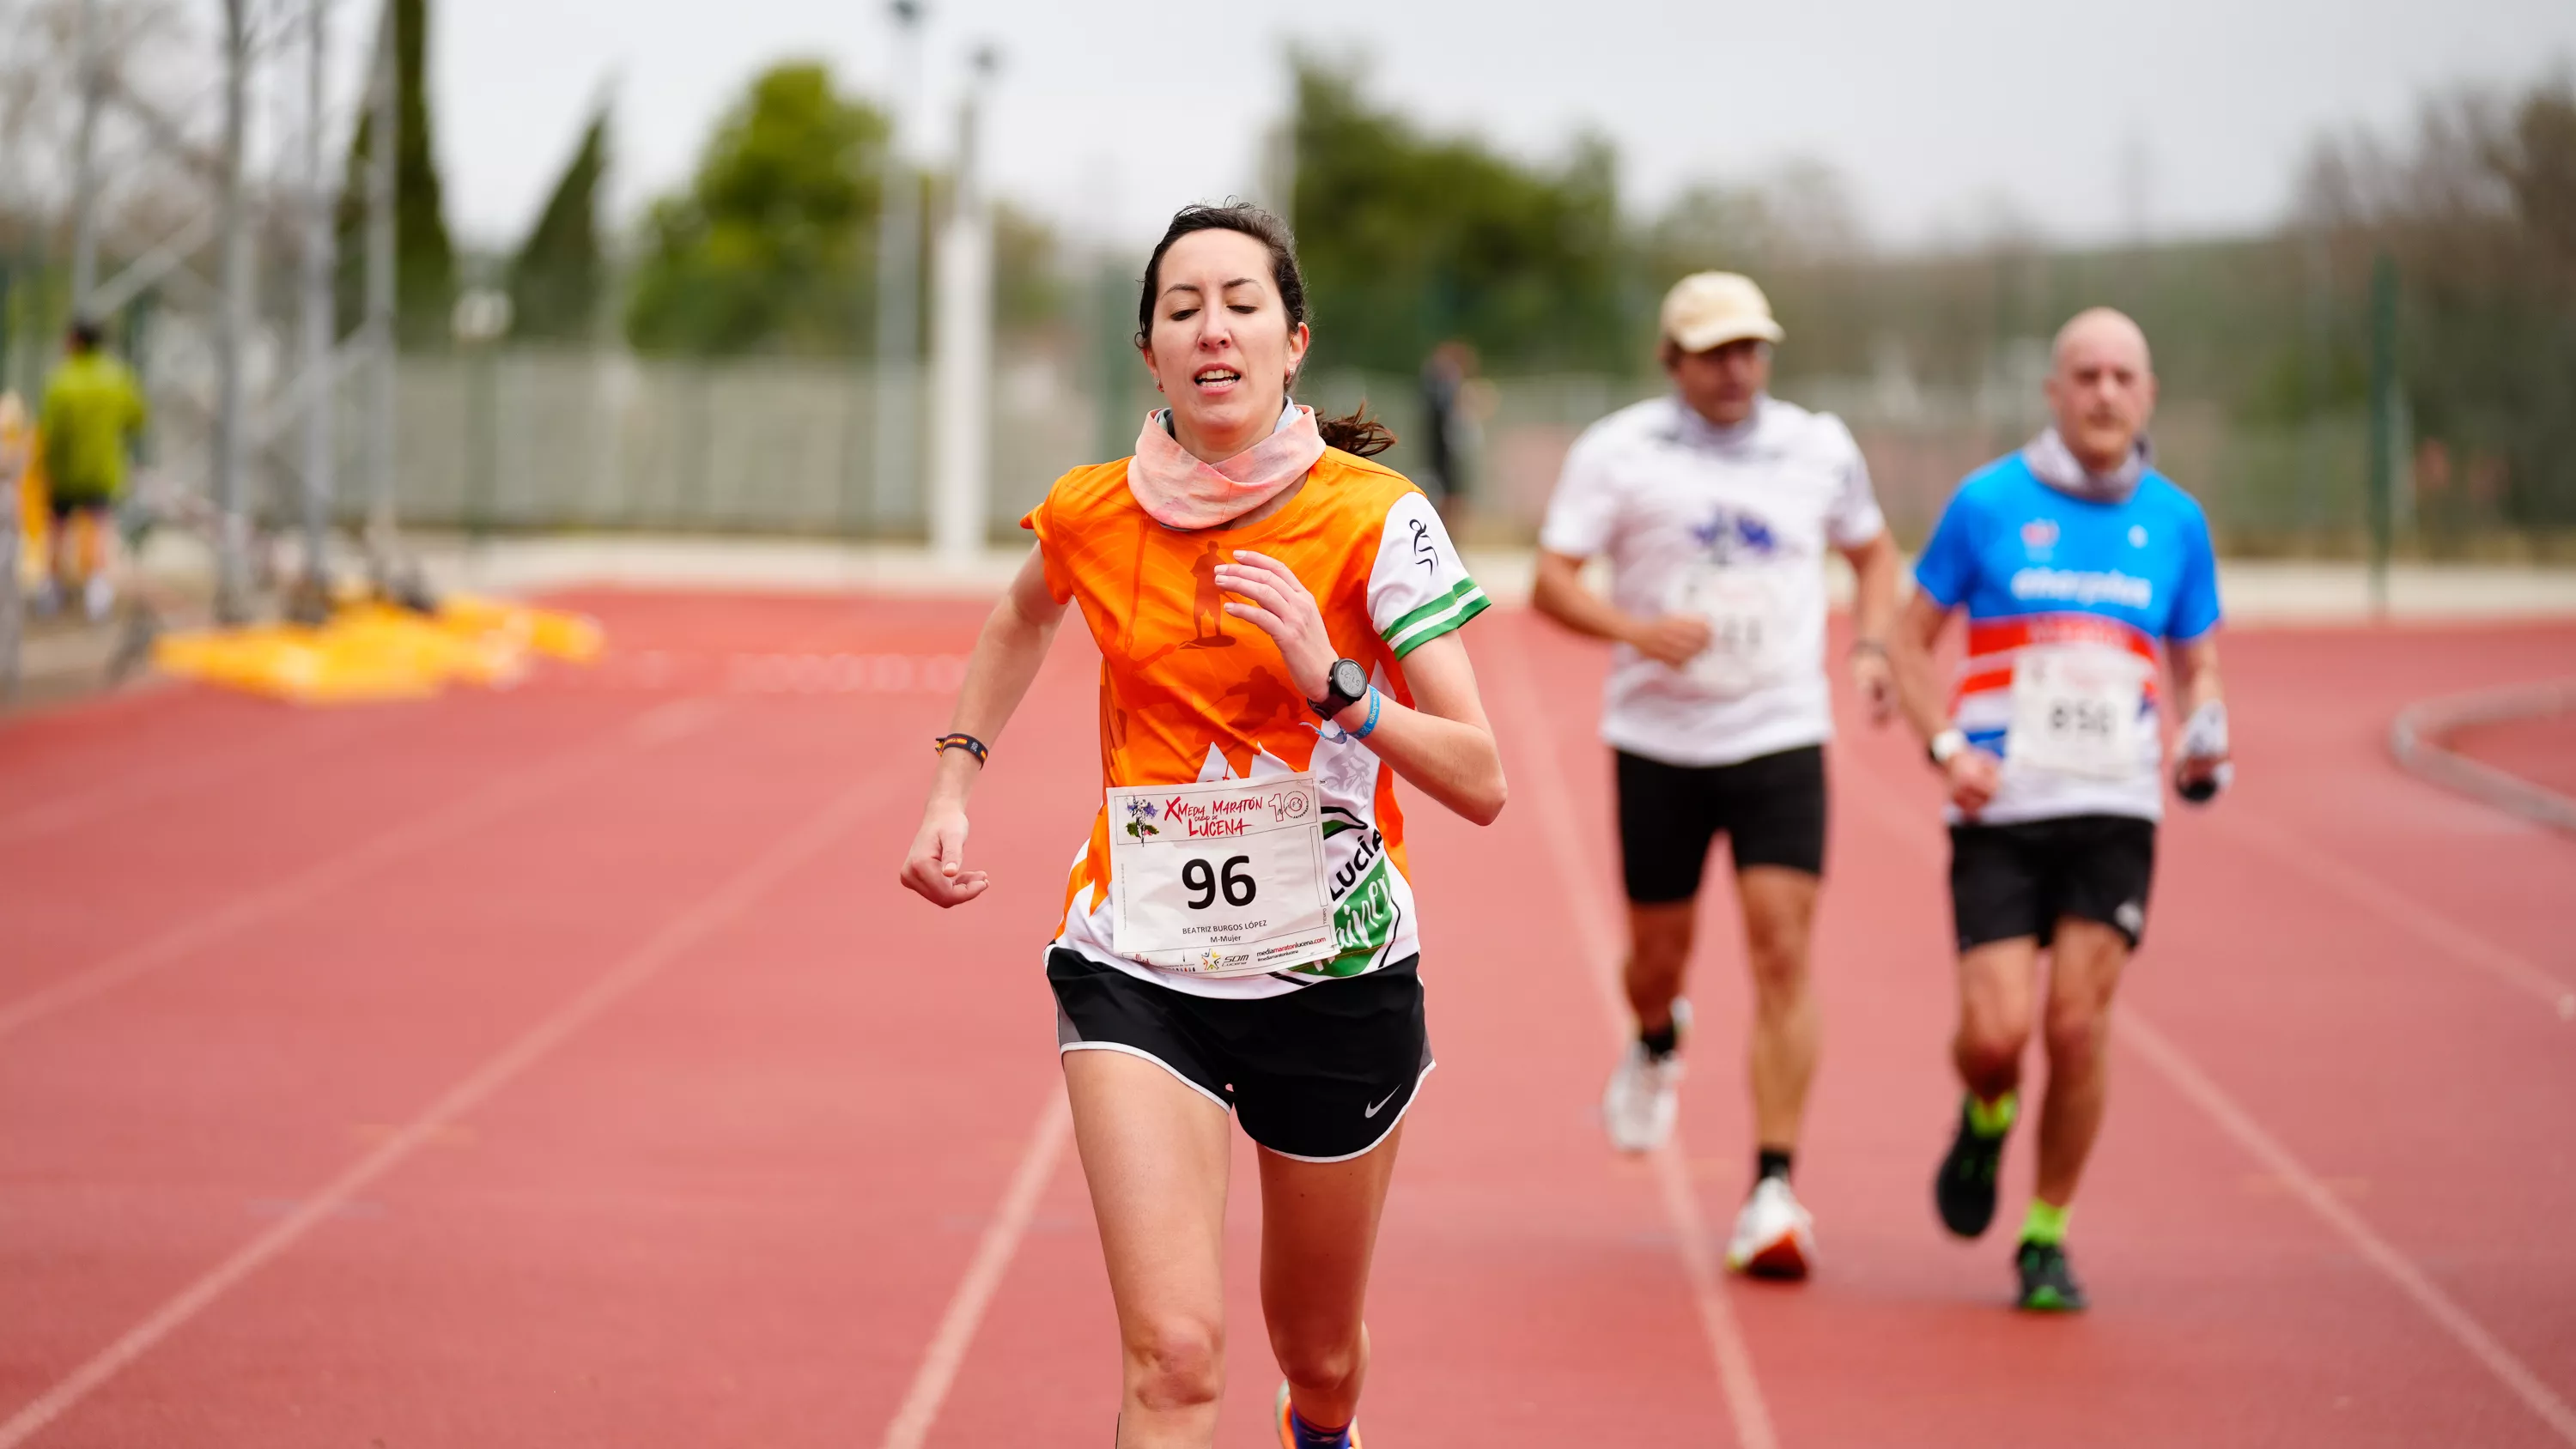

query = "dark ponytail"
[1135, 203, 1397, 458]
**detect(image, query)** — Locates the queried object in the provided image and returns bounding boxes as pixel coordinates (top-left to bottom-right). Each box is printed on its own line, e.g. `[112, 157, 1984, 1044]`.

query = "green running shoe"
[2014, 1240, 2089, 1312]
[1933, 1097, 2007, 1238]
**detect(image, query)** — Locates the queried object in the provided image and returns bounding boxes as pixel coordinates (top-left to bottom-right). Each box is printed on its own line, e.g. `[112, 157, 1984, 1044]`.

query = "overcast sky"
[422, 0, 2576, 254]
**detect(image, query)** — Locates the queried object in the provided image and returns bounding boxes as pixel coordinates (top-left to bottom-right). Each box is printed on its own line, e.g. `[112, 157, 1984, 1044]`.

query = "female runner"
[900, 203, 1506, 1447]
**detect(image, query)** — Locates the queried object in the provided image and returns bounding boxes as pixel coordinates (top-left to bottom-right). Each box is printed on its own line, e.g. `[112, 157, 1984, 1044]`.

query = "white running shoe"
[1601, 1041, 1685, 1152]
[1725, 1175, 1817, 1280]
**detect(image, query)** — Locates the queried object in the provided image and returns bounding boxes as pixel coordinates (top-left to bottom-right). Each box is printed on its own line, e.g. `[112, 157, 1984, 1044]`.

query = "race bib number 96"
[2008, 646, 2149, 780]
[1106, 773, 1337, 976]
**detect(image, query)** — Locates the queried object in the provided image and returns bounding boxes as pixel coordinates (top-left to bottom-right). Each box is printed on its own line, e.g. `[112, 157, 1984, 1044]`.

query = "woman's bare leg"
[1065, 1049, 1235, 1448]
[1256, 1124, 1405, 1433]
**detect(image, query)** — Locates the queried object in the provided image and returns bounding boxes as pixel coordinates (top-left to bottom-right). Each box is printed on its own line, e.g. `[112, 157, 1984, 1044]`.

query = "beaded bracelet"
[932, 732, 990, 767]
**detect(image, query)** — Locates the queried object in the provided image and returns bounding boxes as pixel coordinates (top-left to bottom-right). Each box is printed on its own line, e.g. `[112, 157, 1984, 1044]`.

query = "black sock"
[1756, 1147, 1794, 1185]
[1638, 1020, 1680, 1058]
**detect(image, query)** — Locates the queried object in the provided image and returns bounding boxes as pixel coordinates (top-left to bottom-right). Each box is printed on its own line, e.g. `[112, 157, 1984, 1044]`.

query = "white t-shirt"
[1539, 395, 1886, 768]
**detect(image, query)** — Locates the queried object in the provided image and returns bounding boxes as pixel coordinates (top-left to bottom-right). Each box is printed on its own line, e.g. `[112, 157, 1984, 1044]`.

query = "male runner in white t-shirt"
[1534, 272, 1900, 1278]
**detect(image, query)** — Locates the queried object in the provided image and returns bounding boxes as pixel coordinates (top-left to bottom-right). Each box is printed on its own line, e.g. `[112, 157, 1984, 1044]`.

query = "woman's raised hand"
[1213, 549, 1338, 701]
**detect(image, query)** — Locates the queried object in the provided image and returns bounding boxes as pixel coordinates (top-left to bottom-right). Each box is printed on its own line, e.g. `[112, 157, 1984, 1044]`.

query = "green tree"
[508, 102, 608, 343]
[623, 62, 888, 356]
[1287, 59, 1626, 374]
[335, 0, 455, 348]
[2301, 76, 2576, 537]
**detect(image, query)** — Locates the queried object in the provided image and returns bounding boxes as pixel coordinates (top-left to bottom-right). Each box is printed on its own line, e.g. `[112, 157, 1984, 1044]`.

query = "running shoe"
[2014, 1240, 2089, 1312]
[1601, 1040, 1685, 1152]
[1933, 1096, 2007, 1238]
[1724, 1174, 1816, 1280]
[1275, 1381, 1362, 1448]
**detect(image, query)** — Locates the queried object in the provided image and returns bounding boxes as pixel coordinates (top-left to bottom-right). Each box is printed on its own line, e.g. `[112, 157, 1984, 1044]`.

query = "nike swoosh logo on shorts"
[1364, 1088, 1400, 1119]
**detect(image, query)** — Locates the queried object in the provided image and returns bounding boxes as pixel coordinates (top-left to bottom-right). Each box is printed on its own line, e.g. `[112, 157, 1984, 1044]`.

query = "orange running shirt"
[1023, 446, 1490, 999]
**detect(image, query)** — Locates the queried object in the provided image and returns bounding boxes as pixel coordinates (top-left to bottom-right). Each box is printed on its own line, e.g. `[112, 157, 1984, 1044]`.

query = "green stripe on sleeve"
[1382, 579, 1492, 658]
[1381, 579, 1475, 641]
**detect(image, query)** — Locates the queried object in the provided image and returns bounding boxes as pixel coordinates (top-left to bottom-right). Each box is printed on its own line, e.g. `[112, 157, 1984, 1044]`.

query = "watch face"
[1331, 658, 1369, 700]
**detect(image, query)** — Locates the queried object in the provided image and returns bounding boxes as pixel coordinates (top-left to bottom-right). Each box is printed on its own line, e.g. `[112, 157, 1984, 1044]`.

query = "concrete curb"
[2388, 681, 2576, 834]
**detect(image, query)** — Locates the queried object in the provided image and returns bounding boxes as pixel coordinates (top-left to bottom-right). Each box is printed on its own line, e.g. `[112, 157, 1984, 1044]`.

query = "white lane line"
[2209, 808, 2574, 1018]
[0, 761, 888, 1449]
[2120, 1016, 2576, 1445]
[1487, 623, 1780, 1449]
[0, 695, 731, 1043]
[1835, 751, 2576, 1446]
[876, 1088, 1073, 1449]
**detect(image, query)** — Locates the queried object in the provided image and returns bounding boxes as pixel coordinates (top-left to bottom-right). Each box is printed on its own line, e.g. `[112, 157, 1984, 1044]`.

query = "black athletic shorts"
[1948, 815, 2158, 952]
[1048, 948, 1433, 1163]
[1615, 744, 1827, 904]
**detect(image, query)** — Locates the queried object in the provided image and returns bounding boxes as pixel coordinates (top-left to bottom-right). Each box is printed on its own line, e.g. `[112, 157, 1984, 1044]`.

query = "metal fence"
[121, 339, 2429, 557]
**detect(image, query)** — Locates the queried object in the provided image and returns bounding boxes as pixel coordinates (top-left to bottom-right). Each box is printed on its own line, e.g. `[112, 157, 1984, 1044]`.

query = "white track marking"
[0, 763, 888, 1449]
[2119, 1016, 2576, 1445]
[1835, 750, 2576, 1446]
[1488, 625, 1780, 1449]
[876, 1088, 1073, 1449]
[0, 695, 731, 1043]
[2210, 808, 2573, 1016]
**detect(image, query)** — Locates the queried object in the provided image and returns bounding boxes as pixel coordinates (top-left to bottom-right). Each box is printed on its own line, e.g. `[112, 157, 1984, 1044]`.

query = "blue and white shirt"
[1915, 452, 2222, 824]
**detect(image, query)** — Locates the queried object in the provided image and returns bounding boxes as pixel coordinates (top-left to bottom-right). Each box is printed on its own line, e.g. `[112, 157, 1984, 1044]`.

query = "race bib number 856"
[1106, 773, 1337, 976]
[2008, 646, 2149, 781]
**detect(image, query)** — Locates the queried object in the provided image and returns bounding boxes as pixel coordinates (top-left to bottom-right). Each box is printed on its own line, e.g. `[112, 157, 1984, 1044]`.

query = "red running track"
[2, 590, 2571, 1447]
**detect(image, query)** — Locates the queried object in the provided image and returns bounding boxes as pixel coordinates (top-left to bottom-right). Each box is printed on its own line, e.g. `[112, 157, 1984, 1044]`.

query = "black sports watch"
[1309, 658, 1370, 718]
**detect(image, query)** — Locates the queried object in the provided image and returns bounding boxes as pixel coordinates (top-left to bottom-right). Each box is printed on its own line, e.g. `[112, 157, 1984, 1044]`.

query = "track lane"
[5, 597, 2571, 1446]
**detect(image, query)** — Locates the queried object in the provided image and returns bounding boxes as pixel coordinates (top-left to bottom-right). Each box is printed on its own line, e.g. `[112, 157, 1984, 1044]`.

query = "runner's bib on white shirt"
[2006, 645, 2148, 781]
[1672, 559, 1800, 698]
[1106, 773, 1336, 977]
[1538, 396, 1888, 768]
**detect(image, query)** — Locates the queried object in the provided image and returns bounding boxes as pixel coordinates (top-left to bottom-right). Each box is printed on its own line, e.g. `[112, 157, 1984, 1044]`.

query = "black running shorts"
[1615, 744, 1828, 904]
[1948, 815, 2158, 952]
[1048, 949, 1433, 1163]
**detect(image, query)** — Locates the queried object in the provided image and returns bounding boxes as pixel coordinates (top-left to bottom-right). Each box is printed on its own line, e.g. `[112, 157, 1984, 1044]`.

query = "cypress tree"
[334, 0, 455, 347]
[508, 103, 608, 343]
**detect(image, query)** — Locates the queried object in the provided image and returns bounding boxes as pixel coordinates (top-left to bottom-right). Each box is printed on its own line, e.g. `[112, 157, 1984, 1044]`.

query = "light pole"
[364, 0, 406, 599]
[210, 0, 253, 623]
[290, 0, 337, 623]
[928, 45, 998, 567]
[872, 0, 925, 537]
[68, 0, 104, 312]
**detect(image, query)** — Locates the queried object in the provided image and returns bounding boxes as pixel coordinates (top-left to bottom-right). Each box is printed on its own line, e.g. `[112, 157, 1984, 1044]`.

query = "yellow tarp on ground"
[152, 595, 605, 704]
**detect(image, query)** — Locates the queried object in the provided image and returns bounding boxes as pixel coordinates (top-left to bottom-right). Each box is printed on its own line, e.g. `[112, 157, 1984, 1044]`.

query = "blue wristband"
[1348, 688, 1383, 740]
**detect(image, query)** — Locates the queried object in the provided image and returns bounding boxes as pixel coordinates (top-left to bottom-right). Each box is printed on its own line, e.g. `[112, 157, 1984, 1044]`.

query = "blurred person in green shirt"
[39, 318, 147, 621]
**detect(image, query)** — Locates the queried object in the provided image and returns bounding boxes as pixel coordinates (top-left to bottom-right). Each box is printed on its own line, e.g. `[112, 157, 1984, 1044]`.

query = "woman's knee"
[1268, 1321, 1364, 1396]
[1124, 1313, 1224, 1411]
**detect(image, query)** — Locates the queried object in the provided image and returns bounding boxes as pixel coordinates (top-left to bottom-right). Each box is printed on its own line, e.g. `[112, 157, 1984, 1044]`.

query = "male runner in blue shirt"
[1890, 307, 2233, 1311]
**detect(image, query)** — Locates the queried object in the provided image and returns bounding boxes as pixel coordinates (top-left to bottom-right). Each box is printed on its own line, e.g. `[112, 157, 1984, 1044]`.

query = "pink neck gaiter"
[1127, 404, 1327, 530]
